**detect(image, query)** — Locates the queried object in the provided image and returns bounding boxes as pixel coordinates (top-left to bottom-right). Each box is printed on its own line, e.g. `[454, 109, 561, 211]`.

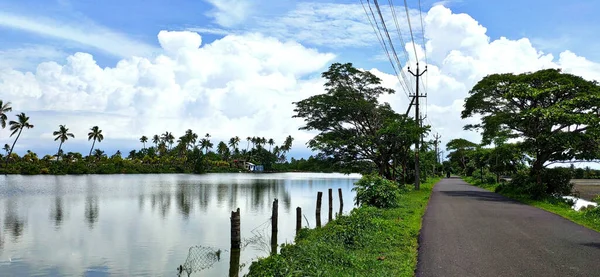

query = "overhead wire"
[417, 0, 428, 95]
[386, 0, 414, 93]
[361, 0, 411, 99]
[403, 0, 419, 63]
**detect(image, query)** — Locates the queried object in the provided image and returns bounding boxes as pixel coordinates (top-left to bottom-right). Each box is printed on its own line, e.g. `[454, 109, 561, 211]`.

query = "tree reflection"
[84, 196, 99, 229]
[216, 184, 228, 205]
[176, 185, 193, 219]
[229, 183, 239, 210]
[50, 196, 64, 228]
[199, 185, 211, 211]
[4, 199, 25, 241]
[138, 194, 145, 210]
[158, 191, 171, 218]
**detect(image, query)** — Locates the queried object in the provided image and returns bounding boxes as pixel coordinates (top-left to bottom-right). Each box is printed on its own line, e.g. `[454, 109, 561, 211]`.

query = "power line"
[361, 0, 411, 99]
[387, 0, 414, 92]
[403, 0, 419, 62]
[373, 0, 412, 97]
[418, 0, 429, 93]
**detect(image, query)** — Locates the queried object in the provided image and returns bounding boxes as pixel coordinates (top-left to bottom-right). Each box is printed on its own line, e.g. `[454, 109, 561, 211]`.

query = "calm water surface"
[0, 173, 359, 276]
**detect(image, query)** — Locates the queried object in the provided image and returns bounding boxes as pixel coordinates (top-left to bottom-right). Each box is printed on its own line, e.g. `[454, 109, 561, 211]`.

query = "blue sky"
[2, 0, 599, 70]
[0, 0, 599, 164]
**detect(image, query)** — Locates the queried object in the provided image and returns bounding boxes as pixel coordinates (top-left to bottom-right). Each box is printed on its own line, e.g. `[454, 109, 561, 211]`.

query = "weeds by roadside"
[246, 177, 441, 277]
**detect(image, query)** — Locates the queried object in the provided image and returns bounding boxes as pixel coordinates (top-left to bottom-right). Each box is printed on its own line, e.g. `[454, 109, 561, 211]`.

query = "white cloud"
[0, 31, 335, 154]
[203, 0, 254, 27]
[1, 5, 600, 160]
[0, 11, 159, 58]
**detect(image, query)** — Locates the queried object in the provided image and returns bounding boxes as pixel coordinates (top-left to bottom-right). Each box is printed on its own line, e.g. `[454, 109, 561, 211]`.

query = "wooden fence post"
[228, 248, 241, 277]
[316, 191, 322, 228]
[231, 208, 241, 249]
[338, 188, 343, 217]
[328, 188, 333, 222]
[272, 198, 278, 233]
[296, 207, 302, 234]
[271, 199, 278, 255]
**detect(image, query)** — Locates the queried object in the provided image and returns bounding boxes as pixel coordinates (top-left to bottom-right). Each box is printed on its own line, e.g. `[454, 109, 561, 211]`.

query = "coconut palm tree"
[87, 126, 104, 157]
[93, 149, 106, 160]
[161, 131, 175, 150]
[54, 125, 74, 161]
[0, 100, 13, 129]
[217, 141, 229, 159]
[140, 136, 148, 149]
[228, 137, 238, 153]
[6, 113, 33, 164]
[282, 135, 294, 153]
[268, 138, 275, 152]
[3, 144, 9, 156]
[200, 138, 213, 155]
[152, 134, 160, 147]
[184, 129, 197, 150]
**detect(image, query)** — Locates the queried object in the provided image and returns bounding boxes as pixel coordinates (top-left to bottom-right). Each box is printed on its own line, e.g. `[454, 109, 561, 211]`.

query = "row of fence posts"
[228, 188, 343, 277]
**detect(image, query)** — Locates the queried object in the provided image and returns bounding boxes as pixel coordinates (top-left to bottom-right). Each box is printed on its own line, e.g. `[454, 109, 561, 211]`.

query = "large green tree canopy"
[462, 69, 600, 180]
[293, 62, 427, 179]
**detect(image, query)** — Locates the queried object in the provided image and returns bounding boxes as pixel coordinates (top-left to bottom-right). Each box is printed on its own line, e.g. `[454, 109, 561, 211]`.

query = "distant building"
[244, 162, 264, 172]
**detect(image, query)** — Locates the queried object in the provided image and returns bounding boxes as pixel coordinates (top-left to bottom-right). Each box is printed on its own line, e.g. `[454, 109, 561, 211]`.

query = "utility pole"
[408, 63, 427, 190]
[433, 133, 441, 176]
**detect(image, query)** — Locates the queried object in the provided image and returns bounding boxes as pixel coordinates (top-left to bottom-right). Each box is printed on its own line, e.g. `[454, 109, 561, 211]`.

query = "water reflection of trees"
[3, 199, 25, 241]
[51, 196, 64, 228]
[139, 178, 294, 218]
[84, 176, 100, 228]
[176, 185, 193, 219]
[85, 196, 99, 228]
[50, 177, 65, 228]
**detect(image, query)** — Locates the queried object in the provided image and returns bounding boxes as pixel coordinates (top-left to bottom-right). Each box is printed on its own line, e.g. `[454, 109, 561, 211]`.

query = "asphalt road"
[416, 177, 600, 277]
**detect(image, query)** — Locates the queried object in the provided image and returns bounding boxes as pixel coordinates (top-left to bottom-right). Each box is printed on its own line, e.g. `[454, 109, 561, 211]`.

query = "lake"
[0, 173, 360, 276]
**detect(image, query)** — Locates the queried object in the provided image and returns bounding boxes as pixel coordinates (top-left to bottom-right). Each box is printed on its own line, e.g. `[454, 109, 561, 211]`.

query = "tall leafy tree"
[3, 144, 9, 156]
[6, 113, 34, 163]
[445, 138, 478, 173]
[88, 126, 104, 157]
[293, 62, 426, 180]
[53, 125, 75, 161]
[0, 100, 13, 130]
[462, 69, 600, 183]
[140, 136, 148, 149]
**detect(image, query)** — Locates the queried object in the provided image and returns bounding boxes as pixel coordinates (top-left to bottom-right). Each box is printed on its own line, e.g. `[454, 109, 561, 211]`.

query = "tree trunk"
[89, 139, 96, 158]
[6, 128, 23, 165]
[531, 159, 544, 185]
[57, 142, 63, 161]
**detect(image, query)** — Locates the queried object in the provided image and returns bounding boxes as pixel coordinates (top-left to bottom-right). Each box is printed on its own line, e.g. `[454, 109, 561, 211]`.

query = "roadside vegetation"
[247, 176, 440, 277]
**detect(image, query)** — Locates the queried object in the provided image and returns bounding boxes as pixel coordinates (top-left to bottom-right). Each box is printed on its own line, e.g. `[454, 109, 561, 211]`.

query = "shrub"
[592, 195, 600, 204]
[541, 167, 573, 196]
[352, 174, 402, 208]
[496, 172, 545, 199]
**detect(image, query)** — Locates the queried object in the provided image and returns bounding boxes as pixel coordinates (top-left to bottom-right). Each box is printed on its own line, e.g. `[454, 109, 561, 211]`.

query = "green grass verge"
[463, 177, 600, 233]
[246, 177, 441, 277]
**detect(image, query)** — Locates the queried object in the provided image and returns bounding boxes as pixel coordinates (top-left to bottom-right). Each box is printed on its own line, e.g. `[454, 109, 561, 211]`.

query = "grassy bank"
[247, 177, 441, 277]
[463, 177, 600, 232]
